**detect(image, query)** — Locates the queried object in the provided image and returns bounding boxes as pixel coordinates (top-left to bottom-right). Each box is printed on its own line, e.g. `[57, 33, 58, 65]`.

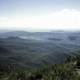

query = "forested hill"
[0, 31, 80, 80]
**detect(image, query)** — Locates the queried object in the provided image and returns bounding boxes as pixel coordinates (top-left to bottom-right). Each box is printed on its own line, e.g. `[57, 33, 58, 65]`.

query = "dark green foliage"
[0, 61, 80, 80]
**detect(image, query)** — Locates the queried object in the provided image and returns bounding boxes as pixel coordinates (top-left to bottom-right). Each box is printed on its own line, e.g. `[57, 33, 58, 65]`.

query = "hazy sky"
[0, 0, 80, 31]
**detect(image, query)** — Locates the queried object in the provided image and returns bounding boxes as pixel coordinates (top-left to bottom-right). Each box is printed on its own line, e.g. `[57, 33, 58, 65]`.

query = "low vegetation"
[0, 55, 80, 80]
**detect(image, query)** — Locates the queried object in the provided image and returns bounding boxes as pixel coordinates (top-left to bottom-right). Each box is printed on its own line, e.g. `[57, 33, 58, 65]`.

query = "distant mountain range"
[0, 31, 80, 68]
[0, 31, 80, 43]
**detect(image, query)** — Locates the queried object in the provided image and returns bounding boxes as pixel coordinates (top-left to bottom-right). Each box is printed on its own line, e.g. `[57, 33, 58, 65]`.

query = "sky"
[0, 0, 80, 31]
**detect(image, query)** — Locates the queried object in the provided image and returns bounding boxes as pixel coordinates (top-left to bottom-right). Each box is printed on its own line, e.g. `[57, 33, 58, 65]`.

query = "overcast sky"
[0, 0, 80, 31]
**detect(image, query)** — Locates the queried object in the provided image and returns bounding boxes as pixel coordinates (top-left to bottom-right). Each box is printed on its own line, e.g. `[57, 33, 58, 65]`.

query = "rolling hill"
[0, 31, 80, 68]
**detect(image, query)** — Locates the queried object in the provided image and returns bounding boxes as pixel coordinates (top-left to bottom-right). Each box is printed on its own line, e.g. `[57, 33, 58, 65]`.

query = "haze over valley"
[0, 30, 80, 68]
